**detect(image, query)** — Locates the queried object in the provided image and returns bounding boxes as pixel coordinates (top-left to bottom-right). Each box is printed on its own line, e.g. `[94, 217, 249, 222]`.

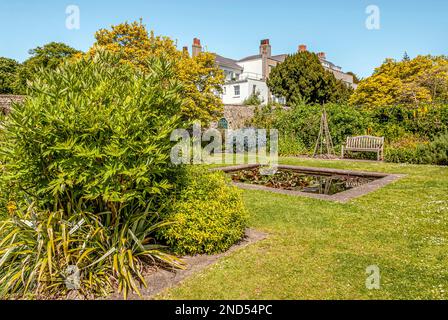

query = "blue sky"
[0, 0, 446, 78]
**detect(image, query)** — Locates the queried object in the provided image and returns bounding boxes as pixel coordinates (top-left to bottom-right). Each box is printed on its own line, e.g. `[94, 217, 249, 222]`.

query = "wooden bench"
[341, 136, 385, 161]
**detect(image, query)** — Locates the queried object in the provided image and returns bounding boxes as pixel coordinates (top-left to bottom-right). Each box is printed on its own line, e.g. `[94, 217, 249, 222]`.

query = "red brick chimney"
[298, 44, 307, 53]
[260, 39, 272, 57]
[260, 39, 272, 81]
[192, 38, 202, 57]
[317, 52, 326, 60]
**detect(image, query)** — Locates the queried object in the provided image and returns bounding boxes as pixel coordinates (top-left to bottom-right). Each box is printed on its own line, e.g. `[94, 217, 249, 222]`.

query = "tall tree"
[403, 51, 410, 61]
[350, 55, 448, 108]
[89, 20, 224, 125]
[267, 51, 353, 105]
[0, 57, 20, 94]
[15, 42, 81, 94]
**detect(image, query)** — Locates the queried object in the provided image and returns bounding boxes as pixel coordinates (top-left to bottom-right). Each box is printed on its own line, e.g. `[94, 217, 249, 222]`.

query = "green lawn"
[158, 158, 448, 300]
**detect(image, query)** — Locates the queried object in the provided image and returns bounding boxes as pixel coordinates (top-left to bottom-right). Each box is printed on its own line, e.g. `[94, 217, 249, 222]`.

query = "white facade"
[238, 59, 263, 81]
[221, 66, 242, 82]
[210, 40, 356, 106]
[221, 79, 268, 105]
[217, 55, 270, 105]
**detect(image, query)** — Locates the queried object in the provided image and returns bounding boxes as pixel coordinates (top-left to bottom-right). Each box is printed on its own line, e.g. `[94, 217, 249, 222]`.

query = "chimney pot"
[259, 38, 272, 57]
[317, 52, 326, 60]
[299, 44, 307, 52]
[192, 38, 202, 57]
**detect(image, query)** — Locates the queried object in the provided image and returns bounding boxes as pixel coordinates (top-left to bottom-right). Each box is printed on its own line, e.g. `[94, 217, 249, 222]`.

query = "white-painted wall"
[248, 79, 269, 104]
[220, 66, 242, 82]
[222, 79, 268, 105]
[237, 58, 263, 80]
[222, 82, 248, 105]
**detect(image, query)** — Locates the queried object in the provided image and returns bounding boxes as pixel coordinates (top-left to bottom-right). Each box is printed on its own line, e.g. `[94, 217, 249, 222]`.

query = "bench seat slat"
[345, 148, 382, 152]
[342, 135, 384, 161]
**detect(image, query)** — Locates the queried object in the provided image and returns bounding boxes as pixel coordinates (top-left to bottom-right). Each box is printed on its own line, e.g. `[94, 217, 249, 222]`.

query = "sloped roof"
[319, 58, 341, 70]
[271, 54, 288, 62]
[215, 51, 343, 75]
[238, 54, 262, 62]
[239, 54, 289, 63]
[214, 54, 243, 71]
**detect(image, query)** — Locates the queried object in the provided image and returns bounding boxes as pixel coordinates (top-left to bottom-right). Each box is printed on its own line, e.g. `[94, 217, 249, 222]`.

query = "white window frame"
[234, 85, 240, 97]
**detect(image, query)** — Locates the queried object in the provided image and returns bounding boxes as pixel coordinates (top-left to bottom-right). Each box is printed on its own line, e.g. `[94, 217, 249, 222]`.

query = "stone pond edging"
[213, 164, 405, 203]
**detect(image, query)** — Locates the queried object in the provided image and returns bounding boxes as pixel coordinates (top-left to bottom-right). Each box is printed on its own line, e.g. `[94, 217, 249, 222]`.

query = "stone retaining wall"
[0, 95, 25, 115]
[211, 104, 256, 129]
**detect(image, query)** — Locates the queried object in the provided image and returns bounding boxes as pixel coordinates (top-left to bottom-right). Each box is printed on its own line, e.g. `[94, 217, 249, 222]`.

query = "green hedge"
[385, 133, 448, 165]
[251, 103, 448, 165]
[251, 103, 369, 153]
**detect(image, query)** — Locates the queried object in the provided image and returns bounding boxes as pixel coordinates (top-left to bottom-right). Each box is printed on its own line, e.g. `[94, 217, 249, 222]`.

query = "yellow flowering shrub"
[350, 55, 448, 108]
[158, 167, 249, 255]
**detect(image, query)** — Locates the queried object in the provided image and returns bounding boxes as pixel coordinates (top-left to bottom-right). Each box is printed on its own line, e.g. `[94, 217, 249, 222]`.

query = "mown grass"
[158, 158, 448, 300]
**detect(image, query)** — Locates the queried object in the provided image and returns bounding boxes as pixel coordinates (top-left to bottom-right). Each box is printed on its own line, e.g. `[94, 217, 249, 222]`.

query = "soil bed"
[106, 229, 267, 300]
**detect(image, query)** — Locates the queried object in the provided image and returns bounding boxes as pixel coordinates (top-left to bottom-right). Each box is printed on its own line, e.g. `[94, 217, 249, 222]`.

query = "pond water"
[229, 167, 380, 195]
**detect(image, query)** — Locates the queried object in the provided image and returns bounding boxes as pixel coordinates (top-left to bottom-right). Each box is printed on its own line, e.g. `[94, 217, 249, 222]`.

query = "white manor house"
[188, 38, 357, 105]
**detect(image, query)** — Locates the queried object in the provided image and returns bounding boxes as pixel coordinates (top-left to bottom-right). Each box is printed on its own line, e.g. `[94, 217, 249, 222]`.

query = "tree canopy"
[0, 57, 19, 94]
[350, 55, 448, 108]
[14, 42, 81, 94]
[267, 51, 353, 105]
[89, 20, 224, 125]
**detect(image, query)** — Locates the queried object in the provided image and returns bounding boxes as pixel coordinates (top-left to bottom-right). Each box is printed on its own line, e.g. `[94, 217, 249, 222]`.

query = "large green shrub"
[368, 104, 448, 141]
[385, 133, 448, 165]
[243, 92, 263, 106]
[279, 133, 308, 156]
[0, 52, 186, 298]
[157, 166, 249, 255]
[0, 52, 182, 213]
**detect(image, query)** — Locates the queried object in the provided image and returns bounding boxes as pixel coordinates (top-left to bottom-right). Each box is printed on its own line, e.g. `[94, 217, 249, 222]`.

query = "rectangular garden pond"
[213, 164, 404, 203]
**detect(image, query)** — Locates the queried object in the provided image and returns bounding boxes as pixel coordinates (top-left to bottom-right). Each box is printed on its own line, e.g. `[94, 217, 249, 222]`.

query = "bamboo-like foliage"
[0, 51, 187, 298]
[1, 51, 183, 211]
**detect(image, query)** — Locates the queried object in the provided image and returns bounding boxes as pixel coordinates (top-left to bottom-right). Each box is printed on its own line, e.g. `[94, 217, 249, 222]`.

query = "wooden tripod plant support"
[313, 108, 336, 158]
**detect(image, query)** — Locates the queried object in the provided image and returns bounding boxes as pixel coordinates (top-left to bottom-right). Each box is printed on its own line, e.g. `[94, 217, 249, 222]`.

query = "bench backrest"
[346, 136, 384, 149]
